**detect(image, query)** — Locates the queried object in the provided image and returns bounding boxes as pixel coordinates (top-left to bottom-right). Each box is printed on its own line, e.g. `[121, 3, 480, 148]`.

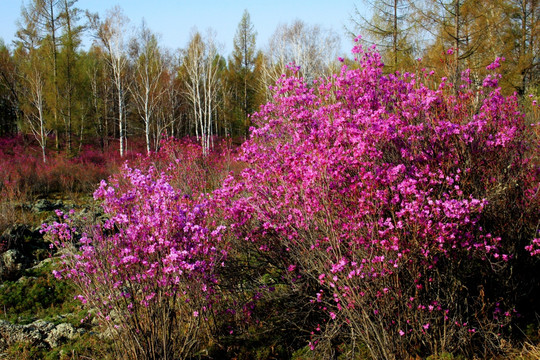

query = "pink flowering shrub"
[526, 235, 540, 256]
[43, 161, 228, 359]
[216, 42, 539, 358]
[40, 44, 538, 357]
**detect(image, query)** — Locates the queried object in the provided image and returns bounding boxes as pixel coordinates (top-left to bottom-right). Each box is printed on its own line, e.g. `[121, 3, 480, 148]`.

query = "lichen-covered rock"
[45, 323, 75, 348]
[33, 199, 59, 213]
[0, 320, 77, 350]
[0, 319, 53, 349]
[0, 249, 28, 279]
[1, 250, 25, 270]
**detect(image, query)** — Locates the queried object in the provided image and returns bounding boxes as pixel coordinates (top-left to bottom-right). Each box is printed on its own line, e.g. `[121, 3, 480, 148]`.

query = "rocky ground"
[0, 199, 105, 358]
[0, 319, 78, 352]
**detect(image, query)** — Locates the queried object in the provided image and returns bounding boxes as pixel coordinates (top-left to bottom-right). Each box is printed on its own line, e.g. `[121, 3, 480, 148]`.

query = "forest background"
[0, 0, 537, 157]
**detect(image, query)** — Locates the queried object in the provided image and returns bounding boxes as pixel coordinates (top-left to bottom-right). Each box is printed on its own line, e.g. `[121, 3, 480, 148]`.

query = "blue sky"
[0, 0, 365, 56]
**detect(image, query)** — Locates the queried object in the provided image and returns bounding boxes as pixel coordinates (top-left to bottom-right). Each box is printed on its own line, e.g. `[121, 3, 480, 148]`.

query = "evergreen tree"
[229, 10, 258, 136]
[0, 41, 19, 136]
[58, 0, 84, 152]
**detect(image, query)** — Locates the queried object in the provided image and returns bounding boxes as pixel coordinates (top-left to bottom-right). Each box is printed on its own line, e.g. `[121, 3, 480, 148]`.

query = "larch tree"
[349, 0, 417, 70]
[229, 9, 258, 137]
[504, 0, 539, 95]
[0, 41, 20, 136]
[160, 50, 185, 139]
[58, 0, 83, 152]
[84, 45, 112, 151]
[411, 0, 497, 82]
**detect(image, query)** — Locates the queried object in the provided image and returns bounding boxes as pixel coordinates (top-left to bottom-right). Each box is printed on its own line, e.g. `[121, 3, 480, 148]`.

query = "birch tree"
[88, 6, 129, 157]
[181, 29, 222, 155]
[16, 45, 50, 163]
[15, 2, 56, 162]
[84, 46, 112, 151]
[26, 52, 49, 163]
[262, 20, 341, 97]
[17, 0, 63, 149]
[130, 21, 165, 154]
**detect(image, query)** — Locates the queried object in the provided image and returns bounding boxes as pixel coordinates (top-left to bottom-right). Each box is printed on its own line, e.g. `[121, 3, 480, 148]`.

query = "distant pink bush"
[0, 136, 138, 199]
[216, 42, 539, 357]
[136, 137, 236, 195]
